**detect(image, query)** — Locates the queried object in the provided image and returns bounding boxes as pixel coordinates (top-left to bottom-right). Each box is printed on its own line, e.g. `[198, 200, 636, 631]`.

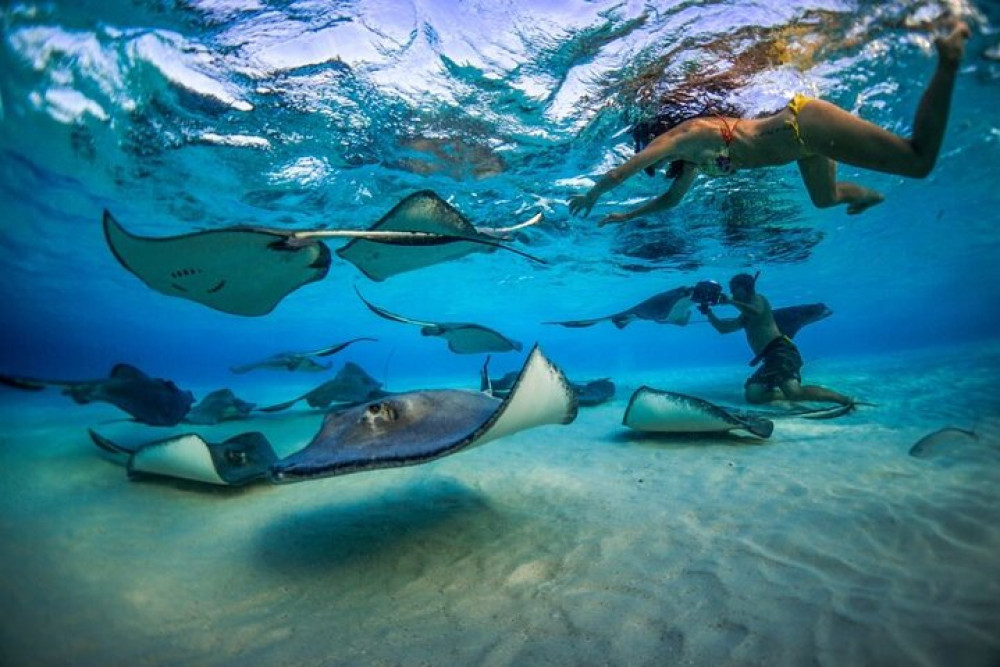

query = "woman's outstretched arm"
[568, 130, 687, 218]
[597, 161, 699, 226]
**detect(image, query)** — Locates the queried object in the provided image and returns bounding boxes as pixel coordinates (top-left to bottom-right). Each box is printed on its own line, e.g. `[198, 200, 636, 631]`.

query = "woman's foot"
[846, 190, 885, 215]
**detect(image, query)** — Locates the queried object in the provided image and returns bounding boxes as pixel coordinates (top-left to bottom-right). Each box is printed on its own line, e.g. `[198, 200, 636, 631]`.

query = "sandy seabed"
[1, 342, 998, 666]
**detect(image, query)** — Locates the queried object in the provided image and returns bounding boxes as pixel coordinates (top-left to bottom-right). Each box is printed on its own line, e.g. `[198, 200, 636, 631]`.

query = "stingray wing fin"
[308, 337, 379, 357]
[103, 210, 331, 317]
[468, 345, 578, 447]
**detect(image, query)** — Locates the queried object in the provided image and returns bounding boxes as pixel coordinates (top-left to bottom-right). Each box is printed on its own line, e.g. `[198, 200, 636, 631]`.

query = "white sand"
[1, 342, 998, 666]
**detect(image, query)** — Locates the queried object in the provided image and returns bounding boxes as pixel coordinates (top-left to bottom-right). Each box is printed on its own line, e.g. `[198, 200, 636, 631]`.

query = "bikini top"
[698, 115, 741, 177]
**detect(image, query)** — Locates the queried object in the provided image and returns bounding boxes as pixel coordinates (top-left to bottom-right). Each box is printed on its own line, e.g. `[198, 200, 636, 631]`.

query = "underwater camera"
[691, 280, 723, 308]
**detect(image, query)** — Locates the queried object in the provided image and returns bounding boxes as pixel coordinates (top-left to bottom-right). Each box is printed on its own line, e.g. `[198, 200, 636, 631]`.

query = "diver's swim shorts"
[745, 337, 803, 390]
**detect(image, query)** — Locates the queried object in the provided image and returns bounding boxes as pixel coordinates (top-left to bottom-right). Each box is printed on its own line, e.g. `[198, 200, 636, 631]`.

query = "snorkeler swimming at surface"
[568, 21, 971, 225]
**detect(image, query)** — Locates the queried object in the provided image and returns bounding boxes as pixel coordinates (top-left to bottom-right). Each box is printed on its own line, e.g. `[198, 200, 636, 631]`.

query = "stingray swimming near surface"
[357, 288, 522, 354]
[336, 190, 544, 281]
[184, 389, 257, 425]
[90, 346, 577, 486]
[230, 337, 377, 374]
[0, 364, 194, 426]
[104, 195, 544, 316]
[480, 356, 615, 406]
[258, 361, 388, 412]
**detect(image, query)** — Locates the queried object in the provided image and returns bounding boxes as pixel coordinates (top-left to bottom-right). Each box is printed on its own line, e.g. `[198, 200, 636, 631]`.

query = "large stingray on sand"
[357, 288, 522, 354]
[258, 361, 387, 412]
[230, 337, 377, 374]
[622, 387, 854, 439]
[104, 193, 544, 316]
[90, 346, 577, 486]
[0, 364, 194, 426]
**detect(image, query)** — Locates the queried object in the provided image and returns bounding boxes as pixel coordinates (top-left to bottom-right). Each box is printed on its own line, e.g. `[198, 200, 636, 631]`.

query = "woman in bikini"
[568, 22, 970, 225]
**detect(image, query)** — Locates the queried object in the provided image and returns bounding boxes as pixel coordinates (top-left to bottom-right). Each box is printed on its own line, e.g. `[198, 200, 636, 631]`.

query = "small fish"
[908, 427, 978, 458]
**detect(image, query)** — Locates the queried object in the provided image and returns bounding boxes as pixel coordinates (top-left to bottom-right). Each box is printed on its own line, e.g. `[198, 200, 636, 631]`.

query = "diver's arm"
[703, 307, 744, 334]
[598, 162, 699, 226]
[727, 294, 766, 318]
[568, 131, 686, 218]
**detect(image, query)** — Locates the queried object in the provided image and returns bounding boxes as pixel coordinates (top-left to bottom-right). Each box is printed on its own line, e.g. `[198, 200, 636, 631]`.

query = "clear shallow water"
[1, 1, 1000, 663]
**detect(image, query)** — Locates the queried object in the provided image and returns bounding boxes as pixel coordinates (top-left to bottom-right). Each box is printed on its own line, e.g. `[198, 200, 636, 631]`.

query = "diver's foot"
[846, 191, 884, 215]
[935, 21, 971, 66]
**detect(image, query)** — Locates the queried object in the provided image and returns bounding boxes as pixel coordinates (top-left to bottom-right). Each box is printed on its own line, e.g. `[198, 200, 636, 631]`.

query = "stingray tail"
[544, 317, 605, 329]
[257, 398, 300, 413]
[87, 429, 134, 467]
[745, 417, 775, 438]
[0, 375, 48, 391]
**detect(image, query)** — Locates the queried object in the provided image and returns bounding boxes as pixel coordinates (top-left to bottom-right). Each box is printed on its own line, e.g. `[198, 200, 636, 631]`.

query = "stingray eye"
[367, 403, 382, 415]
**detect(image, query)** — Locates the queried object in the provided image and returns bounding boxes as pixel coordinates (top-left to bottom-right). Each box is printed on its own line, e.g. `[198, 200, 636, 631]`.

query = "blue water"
[2, 3, 1000, 664]
[2, 1, 999, 390]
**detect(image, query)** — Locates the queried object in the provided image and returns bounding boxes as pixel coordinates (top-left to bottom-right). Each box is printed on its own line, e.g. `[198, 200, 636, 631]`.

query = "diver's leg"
[796, 155, 884, 214]
[779, 379, 852, 406]
[797, 22, 969, 178]
[745, 382, 781, 404]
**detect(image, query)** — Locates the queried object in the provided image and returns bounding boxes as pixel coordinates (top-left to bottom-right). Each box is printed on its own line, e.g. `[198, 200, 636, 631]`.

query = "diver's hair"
[730, 272, 757, 294]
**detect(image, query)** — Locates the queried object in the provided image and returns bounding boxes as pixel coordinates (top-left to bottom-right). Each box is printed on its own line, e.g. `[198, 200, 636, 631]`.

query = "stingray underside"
[336, 190, 498, 281]
[623, 387, 773, 438]
[104, 211, 331, 316]
[270, 344, 577, 482]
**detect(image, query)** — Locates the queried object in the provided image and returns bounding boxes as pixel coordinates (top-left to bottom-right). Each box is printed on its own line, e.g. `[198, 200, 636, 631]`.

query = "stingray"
[184, 388, 257, 425]
[104, 210, 331, 317]
[622, 387, 854, 438]
[89, 429, 277, 486]
[270, 344, 577, 482]
[546, 286, 695, 329]
[104, 201, 543, 317]
[479, 356, 615, 407]
[89, 346, 577, 486]
[335, 190, 544, 281]
[230, 337, 377, 374]
[908, 427, 979, 459]
[623, 387, 775, 438]
[357, 288, 522, 354]
[0, 364, 194, 426]
[258, 361, 388, 412]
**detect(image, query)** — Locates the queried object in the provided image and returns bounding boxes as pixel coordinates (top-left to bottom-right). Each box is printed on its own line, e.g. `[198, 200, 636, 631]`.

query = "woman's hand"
[568, 192, 597, 218]
[597, 211, 633, 227]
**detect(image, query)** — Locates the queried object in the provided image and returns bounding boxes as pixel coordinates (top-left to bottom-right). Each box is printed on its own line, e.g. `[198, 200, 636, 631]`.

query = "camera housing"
[692, 280, 723, 307]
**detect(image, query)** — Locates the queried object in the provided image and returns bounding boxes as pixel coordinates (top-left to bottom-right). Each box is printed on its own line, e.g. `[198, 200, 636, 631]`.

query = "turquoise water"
[1, 1, 1000, 664]
[2, 0, 998, 387]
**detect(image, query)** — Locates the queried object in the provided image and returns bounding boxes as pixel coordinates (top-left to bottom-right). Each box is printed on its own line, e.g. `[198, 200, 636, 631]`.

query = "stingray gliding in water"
[356, 288, 522, 354]
[0, 364, 195, 426]
[104, 194, 545, 316]
[184, 389, 257, 425]
[257, 361, 388, 412]
[335, 190, 545, 281]
[230, 337, 377, 374]
[89, 346, 577, 486]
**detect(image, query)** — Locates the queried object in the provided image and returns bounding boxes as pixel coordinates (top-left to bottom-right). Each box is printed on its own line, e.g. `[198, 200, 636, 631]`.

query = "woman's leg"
[797, 155, 885, 214]
[797, 22, 969, 178]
